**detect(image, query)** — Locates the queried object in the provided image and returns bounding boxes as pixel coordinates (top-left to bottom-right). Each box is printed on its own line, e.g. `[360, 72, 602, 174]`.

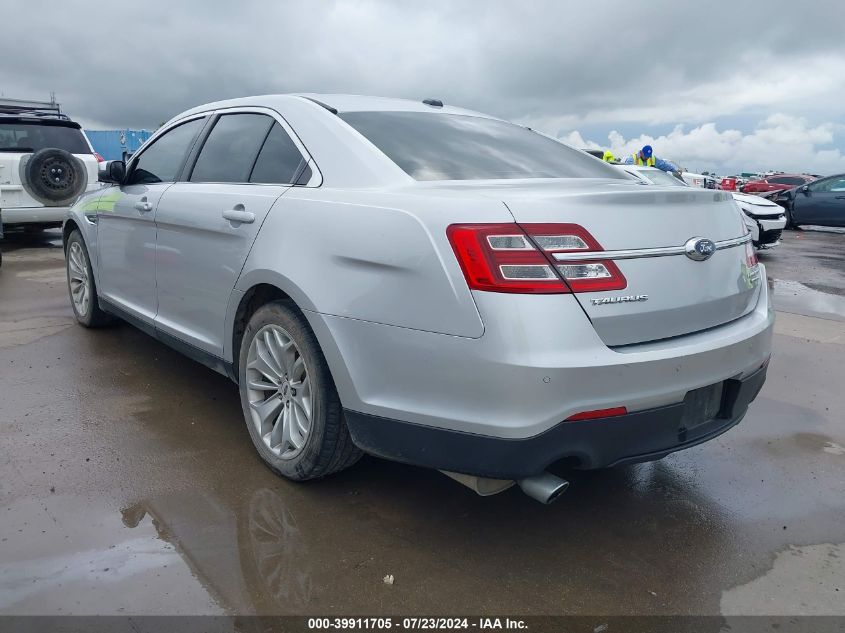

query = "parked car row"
[617, 165, 789, 249]
[740, 173, 816, 195]
[582, 147, 844, 233]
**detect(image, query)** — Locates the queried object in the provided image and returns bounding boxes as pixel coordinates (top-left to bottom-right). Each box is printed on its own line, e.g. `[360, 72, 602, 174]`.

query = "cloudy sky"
[4, 0, 845, 175]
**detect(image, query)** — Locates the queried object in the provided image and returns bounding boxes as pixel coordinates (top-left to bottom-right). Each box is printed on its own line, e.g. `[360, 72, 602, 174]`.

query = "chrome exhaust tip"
[518, 472, 570, 504]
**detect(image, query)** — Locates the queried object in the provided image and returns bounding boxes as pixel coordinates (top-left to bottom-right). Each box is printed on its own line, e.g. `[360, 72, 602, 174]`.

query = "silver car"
[63, 95, 773, 503]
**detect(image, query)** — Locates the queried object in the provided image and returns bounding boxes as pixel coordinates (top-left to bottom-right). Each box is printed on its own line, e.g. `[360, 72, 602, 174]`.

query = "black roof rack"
[0, 97, 69, 120]
[301, 96, 338, 115]
[422, 99, 443, 108]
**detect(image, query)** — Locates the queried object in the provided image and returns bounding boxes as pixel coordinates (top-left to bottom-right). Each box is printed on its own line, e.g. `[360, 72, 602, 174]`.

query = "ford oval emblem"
[684, 237, 716, 261]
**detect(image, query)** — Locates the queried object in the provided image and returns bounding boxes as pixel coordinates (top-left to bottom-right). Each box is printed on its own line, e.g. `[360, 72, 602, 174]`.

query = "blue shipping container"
[86, 129, 153, 161]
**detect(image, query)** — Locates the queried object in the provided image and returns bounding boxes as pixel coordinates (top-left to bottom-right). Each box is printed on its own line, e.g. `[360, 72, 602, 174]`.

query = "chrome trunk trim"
[552, 235, 751, 262]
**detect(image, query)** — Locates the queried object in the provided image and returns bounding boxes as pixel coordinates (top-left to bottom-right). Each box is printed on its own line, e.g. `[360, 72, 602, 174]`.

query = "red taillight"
[565, 406, 628, 422]
[446, 223, 626, 294]
[446, 223, 567, 293]
[94, 152, 105, 163]
[745, 240, 758, 267]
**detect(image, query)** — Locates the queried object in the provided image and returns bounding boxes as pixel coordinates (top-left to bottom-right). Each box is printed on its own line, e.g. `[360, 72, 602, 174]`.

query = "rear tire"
[65, 230, 112, 327]
[238, 300, 362, 481]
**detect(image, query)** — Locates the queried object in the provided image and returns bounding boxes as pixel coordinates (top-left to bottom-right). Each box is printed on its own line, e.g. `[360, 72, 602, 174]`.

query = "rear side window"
[127, 118, 205, 185]
[190, 114, 273, 183]
[249, 123, 306, 184]
[339, 111, 626, 181]
[0, 122, 91, 154]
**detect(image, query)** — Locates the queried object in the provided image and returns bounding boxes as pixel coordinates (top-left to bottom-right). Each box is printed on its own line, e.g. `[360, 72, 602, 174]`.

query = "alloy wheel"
[245, 325, 313, 459]
[67, 241, 90, 317]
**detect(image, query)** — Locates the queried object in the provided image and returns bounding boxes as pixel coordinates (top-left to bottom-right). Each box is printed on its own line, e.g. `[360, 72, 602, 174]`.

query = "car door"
[153, 111, 310, 356]
[794, 176, 845, 227]
[97, 116, 207, 322]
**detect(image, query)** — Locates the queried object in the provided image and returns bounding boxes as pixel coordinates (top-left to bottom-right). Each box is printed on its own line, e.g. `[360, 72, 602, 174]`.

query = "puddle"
[822, 441, 845, 456]
[721, 543, 845, 615]
[772, 278, 845, 320]
[0, 496, 223, 615]
[793, 433, 845, 456]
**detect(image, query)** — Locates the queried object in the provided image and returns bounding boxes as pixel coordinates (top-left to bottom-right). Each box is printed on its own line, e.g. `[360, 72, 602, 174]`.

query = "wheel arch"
[227, 277, 358, 408]
[62, 217, 103, 289]
[230, 283, 295, 378]
[62, 218, 81, 252]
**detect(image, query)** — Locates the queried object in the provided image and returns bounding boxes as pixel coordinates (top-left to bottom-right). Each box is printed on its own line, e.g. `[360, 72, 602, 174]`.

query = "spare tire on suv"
[19, 148, 88, 206]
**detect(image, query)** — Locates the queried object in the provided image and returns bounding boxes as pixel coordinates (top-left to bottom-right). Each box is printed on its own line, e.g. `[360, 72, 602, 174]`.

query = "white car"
[619, 165, 786, 249]
[0, 98, 100, 231]
[680, 170, 718, 189]
[730, 192, 787, 249]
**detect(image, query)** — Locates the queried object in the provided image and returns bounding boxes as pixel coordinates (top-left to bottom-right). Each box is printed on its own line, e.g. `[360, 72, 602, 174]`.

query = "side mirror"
[99, 160, 126, 184]
[799, 185, 810, 195]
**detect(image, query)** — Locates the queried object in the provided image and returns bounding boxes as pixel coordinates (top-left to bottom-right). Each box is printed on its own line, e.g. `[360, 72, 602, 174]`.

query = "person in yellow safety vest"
[622, 144, 678, 172]
[602, 150, 616, 163]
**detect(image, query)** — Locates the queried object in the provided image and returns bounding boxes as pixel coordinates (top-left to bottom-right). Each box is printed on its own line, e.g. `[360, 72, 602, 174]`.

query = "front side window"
[190, 114, 274, 183]
[0, 121, 91, 154]
[810, 176, 845, 193]
[340, 111, 626, 181]
[127, 117, 205, 185]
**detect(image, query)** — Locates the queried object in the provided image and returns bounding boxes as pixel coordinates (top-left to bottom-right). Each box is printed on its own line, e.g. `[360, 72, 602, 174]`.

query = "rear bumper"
[309, 264, 774, 440]
[345, 364, 768, 479]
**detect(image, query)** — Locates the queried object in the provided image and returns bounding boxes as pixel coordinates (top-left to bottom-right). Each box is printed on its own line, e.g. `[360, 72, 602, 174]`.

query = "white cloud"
[566, 53, 845, 128]
[559, 115, 845, 176]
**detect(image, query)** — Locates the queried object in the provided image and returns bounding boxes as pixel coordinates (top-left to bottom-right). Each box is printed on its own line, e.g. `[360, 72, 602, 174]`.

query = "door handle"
[222, 208, 255, 224]
[835, 196, 845, 200]
[134, 199, 153, 212]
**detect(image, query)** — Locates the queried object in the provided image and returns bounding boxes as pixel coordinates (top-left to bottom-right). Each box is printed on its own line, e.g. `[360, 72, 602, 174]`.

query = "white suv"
[0, 98, 100, 232]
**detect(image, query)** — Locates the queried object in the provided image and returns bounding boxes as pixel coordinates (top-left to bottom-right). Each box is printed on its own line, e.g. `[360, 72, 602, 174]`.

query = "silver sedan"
[63, 95, 773, 502]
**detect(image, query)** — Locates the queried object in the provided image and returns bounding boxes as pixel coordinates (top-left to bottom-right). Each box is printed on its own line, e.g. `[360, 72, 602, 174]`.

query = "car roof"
[173, 93, 497, 122]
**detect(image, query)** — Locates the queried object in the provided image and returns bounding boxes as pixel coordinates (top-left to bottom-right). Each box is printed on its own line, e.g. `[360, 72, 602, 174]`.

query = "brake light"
[566, 406, 628, 421]
[94, 152, 105, 163]
[446, 223, 566, 293]
[446, 223, 627, 294]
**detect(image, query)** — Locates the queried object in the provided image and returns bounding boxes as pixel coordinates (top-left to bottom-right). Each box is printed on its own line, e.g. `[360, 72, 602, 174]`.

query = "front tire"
[238, 300, 362, 481]
[65, 230, 112, 327]
[784, 206, 800, 230]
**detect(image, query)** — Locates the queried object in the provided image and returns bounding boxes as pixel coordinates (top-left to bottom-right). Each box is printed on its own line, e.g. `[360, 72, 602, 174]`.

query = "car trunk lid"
[432, 179, 762, 346]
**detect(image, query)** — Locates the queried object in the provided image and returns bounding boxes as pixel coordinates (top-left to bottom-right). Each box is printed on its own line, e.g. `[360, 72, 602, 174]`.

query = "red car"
[741, 174, 815, 195]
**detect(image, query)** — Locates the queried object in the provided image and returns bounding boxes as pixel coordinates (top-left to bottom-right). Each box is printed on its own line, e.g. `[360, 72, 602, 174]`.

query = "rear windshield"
[0, 121, 91, 154]
[339, 111, 626, 181]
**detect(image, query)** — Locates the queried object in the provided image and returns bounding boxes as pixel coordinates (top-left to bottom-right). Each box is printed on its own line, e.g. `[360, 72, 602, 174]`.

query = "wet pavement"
[0, 228, 843, 616]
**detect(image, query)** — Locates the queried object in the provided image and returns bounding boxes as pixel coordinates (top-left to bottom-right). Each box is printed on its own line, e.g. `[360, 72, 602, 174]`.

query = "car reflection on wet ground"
[0, 227, 843, 616]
